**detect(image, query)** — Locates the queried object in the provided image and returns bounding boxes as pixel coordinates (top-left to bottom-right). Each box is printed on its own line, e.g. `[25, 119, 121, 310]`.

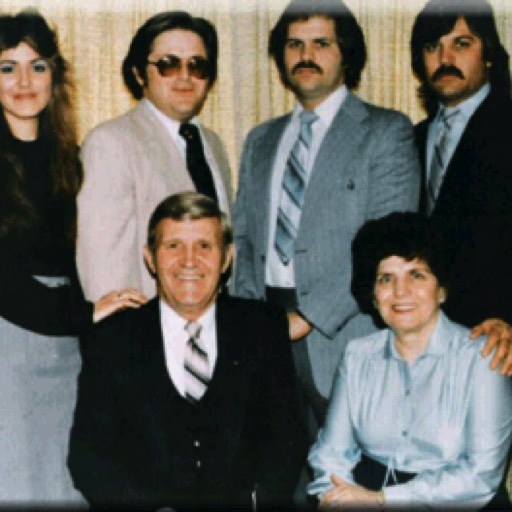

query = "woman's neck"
[5, 114, 39, 141]
[393, 315, 439, 364]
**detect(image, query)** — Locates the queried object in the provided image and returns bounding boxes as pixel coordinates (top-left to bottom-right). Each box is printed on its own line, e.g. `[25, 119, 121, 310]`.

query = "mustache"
[292, 60, 323, 74]
[432, 65, 464, 82]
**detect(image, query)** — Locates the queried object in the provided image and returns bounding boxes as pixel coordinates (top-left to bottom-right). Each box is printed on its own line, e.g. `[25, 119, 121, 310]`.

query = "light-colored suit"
[77, 100, 232, 301]
[233, 91, 420, 400]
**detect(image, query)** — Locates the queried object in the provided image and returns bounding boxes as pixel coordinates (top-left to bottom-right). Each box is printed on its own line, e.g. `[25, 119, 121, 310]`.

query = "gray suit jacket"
[77, 100, 232, 301]
[233, 91, 420, 398]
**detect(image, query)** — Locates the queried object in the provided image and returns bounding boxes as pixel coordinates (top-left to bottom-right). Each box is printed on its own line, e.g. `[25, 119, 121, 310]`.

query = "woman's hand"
[319, 475, 384, 509]
[93, 288, 148, 323]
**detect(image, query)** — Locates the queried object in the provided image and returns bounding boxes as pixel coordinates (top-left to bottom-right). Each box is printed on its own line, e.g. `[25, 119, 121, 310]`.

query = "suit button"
[261, 255, 266, 262]
[196, 460, 202, 468]
[347, 180, 355, 190]
[194, 440, 200, 447]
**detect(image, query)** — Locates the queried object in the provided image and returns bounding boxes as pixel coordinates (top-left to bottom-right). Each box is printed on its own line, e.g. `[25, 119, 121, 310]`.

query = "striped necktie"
[183, 321, 210, 404]
[427, 108, 459, 214]
[274, 110, 318, 264]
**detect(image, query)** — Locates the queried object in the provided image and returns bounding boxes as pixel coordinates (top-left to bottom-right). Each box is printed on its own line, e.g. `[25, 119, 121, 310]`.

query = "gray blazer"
[77, 100, 232, 301]
[233, 91, 420, 398]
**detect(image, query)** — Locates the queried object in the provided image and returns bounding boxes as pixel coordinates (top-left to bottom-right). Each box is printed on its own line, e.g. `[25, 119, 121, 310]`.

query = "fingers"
[114, 288, 148, 306]
[472, 318, 512, 375]
[93, 288, 149, 323]
[330, 474, 346, 487]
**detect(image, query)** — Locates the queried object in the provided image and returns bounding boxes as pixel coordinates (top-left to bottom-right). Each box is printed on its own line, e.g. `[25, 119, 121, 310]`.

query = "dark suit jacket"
[415, 92, 512, 326]
[68, 295, 305, 511]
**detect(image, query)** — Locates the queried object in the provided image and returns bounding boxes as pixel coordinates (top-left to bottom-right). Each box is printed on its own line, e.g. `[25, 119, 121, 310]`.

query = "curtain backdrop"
[0, 0, 510, 187]
[0, 0, 511, 497]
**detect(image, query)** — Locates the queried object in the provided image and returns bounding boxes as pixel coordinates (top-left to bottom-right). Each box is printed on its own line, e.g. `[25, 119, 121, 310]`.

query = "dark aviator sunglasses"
[147, 55, 210, 80]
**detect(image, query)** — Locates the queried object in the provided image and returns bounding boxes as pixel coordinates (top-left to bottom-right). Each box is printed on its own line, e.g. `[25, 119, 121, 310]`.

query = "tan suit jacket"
[77, 100, 232, 301]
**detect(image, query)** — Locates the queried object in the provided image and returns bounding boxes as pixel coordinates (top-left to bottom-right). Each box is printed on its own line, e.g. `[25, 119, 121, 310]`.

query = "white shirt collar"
[293, 83, 348, 128]
[142, 97, 200, 142]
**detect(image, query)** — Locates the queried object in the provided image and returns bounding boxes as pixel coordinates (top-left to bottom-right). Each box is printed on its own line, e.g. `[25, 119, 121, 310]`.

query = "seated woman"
[308, 212, 512, 510]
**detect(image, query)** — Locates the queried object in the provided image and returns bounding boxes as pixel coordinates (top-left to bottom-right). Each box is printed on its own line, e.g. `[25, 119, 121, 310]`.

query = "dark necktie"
[274, 110, 318, 265]
[184, 321, 210, 404]
[427, 108, 460, 214]
[179, 123, 218, 202]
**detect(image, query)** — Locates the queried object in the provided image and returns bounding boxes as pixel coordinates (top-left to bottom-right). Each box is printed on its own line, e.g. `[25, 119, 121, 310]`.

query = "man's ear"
[143, 245, 156, 276]
[222, 244, 234, 274]
[133, 66, 145, 87]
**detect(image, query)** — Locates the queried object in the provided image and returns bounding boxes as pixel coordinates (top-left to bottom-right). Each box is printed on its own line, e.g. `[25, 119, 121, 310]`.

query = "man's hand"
[287, 311, 313, 341]
[319, 474, 384, 509]
[471, 318, 512, 376]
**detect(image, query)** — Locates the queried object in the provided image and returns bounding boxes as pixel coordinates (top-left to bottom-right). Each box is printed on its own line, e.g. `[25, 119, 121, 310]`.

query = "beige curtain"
[0, 0, 511, 184]
[1, 0, 511, 494]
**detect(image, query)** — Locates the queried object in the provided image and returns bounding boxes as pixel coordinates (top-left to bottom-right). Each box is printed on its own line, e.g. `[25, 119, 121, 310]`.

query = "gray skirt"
[0, 276, 86, 506]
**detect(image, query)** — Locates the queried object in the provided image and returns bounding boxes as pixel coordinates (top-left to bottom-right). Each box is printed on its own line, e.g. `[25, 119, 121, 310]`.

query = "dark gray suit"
[233, 91, 420, 407]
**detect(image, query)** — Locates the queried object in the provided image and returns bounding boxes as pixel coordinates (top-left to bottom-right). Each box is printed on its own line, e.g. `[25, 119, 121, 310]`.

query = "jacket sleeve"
[76, 126, 140, 302]
[0, 241, 93, 336]
[67, 319, 149, 506]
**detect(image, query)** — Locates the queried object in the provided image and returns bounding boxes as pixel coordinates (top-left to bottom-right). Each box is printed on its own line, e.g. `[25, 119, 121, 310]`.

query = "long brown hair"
[0, 10, 81, 240]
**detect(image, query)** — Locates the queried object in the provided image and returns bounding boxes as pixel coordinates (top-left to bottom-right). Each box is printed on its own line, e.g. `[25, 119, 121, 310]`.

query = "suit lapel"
[131, 101, 195, 193]
[431, 94, 492, 216]
[252, 115, 291, 253]
[299, 92, 369, 232]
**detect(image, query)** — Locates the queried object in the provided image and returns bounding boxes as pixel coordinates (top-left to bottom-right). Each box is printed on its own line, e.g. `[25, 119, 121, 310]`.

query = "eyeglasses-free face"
[0, 42, 52, 140]
[147, 55, 210, 80]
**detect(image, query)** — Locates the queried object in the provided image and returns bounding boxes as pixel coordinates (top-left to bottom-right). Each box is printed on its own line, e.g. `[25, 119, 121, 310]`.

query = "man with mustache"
[412, 0, 512, 329]
[232, 0, 420, 483]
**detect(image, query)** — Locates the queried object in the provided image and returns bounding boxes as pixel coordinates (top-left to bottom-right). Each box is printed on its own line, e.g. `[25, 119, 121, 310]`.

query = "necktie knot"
[179, 122, 199, 141]
[299, 110, 318, 127]
[440, 108, 459, 130]
[185, 320, 202, 340]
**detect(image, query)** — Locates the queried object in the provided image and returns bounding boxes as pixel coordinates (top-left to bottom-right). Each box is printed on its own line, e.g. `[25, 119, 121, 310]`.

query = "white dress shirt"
[144, 98, 230, 215]
[266, 84, 348, 288]
[159, 301, 217, 397]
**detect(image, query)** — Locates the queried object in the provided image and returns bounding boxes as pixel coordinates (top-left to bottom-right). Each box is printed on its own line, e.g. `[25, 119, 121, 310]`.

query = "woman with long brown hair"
[0, 10, 145, 502]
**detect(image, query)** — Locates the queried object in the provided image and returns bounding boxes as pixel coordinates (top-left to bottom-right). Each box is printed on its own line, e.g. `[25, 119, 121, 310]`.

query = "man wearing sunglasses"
[76, 11, 231, 303]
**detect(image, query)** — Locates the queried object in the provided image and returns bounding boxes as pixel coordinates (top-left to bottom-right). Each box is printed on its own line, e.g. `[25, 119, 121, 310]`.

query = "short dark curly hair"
[122, 11, 218, 100]
[268, 0, 366, 90]
[351, 212, 449, 315]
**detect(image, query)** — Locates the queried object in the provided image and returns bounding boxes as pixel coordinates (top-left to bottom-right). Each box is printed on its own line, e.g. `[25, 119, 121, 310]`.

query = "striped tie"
[274, 110, 318, 264]
[184, 321, 210, 404]
[427, 108, 459, 214]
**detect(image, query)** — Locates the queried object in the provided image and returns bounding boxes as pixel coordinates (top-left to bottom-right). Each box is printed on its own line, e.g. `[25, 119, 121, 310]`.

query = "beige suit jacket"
[77, 100, 232, 301]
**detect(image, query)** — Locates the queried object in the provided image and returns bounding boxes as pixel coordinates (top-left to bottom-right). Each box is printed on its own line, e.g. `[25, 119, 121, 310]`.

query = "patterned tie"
[183, 321, 210, 404]
[427, 108, 459, 213]
[274, 110, 318, 264]
[179, 123, 218, 202]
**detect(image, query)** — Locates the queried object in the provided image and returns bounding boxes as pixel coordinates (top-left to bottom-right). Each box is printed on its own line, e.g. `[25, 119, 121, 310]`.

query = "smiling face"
[0, 42, 52, 140]
[374, 256, 445, 345]
[137, 28, 211, 122]
[423, 16, 489, 108]
[144, 217, 233, 321]
[283, 15, 345, 110]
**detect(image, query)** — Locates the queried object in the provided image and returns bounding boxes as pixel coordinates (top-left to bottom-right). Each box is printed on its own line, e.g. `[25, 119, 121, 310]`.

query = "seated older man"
[68, 192, 305, 511]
